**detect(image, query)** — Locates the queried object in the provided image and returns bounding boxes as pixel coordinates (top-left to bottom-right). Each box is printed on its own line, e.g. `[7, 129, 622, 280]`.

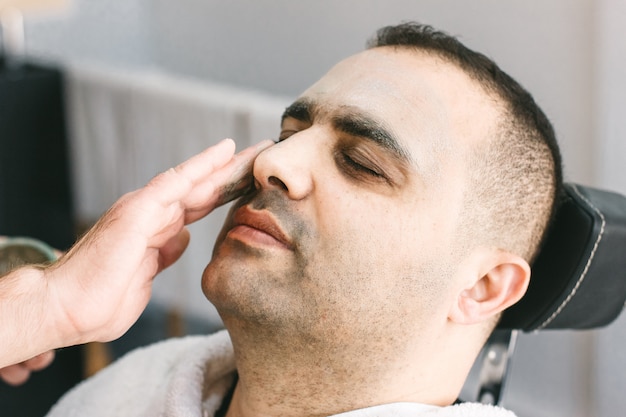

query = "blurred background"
[1, 0, 625, 416]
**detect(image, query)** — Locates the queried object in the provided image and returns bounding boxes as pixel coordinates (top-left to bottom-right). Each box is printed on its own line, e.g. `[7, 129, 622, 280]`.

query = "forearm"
[0, 266, 63, 368]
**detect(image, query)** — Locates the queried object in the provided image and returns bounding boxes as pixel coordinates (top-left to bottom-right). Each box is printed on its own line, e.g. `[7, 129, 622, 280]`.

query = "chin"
[200, 258, 228, 309]
[200, 242, 257, 309]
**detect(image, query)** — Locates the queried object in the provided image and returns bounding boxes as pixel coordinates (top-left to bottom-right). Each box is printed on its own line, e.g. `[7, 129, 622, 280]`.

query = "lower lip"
[227, 225, 291, 250]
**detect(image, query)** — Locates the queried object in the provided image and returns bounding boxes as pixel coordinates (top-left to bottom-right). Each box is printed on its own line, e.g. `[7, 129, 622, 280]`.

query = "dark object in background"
[0, 62, 75, 250]
[0, 348, 85, 417]
[499, 184, 626, 331]
[0, 62, 83, 416]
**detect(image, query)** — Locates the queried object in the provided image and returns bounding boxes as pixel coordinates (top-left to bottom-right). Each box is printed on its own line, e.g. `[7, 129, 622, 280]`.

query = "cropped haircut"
[367, 22, 563, 261]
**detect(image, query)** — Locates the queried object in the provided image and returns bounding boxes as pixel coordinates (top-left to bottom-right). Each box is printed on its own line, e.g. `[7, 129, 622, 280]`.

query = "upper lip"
[231, 205, 294, 249]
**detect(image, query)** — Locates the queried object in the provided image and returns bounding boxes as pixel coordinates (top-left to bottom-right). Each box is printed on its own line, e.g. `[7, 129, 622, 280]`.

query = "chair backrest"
[465, 183, 626, 405]
[499, 183, 626, 331]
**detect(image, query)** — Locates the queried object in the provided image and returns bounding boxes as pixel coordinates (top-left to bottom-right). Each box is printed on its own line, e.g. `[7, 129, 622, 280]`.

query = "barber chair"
[461, 183, 626, 406]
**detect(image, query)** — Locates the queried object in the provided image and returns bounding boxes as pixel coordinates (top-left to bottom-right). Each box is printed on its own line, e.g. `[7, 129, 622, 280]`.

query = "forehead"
[298, 47, 499, 177]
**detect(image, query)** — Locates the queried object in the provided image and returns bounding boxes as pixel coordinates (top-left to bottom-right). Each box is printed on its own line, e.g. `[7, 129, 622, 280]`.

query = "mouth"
[227, 205, 294, 250]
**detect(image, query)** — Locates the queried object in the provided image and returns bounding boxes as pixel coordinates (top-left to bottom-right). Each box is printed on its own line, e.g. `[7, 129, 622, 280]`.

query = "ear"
[449, 250, 531, 325]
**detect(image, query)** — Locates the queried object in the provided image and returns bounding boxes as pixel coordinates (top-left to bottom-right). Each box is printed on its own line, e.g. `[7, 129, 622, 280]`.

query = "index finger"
[181, 139, 275, 223]
[144, 138, 238, 205]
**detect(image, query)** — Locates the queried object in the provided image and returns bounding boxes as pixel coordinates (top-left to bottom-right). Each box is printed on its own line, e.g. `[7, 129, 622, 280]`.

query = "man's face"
[202, 47, 498, 348]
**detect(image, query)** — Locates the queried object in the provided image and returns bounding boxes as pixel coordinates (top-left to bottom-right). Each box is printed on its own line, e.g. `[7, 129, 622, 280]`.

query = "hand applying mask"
[0, 139, 273, 370]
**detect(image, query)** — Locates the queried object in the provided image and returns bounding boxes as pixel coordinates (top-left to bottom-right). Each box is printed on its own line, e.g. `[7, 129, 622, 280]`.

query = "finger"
[0, 365, 30, 386]
[90, 139, 241, 248]
[213, 139, 275, 206]
[22, 351, 55, 371]
[170, 138, 238, 185]
[144, 138, 237, 206]
[182, 140, 274, 222]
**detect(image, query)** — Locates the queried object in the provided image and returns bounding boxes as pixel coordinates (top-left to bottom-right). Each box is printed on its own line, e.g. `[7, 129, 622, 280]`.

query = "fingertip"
[218, 138, 237, 152]
[25, 351, 55, 370]
[0, 365, 30, 386]
[257, 139, 276, 150]
[200, 138, 237, 168]
[236, 139, 275, 160]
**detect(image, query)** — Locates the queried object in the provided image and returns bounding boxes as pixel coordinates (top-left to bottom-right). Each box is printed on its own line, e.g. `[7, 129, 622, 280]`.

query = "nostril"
[268, 176, 288, 191]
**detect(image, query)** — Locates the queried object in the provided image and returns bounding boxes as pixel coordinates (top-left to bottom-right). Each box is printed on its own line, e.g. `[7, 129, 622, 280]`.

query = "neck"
[222, 319, 476, 417]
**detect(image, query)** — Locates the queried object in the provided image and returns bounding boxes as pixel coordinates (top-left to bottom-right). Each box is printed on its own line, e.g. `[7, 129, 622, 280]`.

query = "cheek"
[322, 193, 422, 255]
[313, 194, 425, 287]
[313, 188, 458, 293]
[306, 207, 452, 335]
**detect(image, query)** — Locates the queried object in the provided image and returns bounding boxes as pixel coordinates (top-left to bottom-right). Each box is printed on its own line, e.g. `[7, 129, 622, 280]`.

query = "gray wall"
[150, 0, 598, 186]
[24, 0, 155, 66]
[25, 0, 596, 185]
[19, 1, 626, 416]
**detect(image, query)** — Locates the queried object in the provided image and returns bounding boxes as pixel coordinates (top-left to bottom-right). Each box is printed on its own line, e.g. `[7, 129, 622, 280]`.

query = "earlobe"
[449, 251, 531, 325]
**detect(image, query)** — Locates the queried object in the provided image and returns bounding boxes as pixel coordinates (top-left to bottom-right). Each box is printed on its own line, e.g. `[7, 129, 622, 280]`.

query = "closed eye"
[341, 153, 384, 178]
[278, 130, 298, 142]
[278, 131, 383, 178]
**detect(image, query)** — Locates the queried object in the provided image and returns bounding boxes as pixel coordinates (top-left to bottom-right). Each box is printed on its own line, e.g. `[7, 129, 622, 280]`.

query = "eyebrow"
[281, 99, 413, 163]
[282, 99, 313, 125]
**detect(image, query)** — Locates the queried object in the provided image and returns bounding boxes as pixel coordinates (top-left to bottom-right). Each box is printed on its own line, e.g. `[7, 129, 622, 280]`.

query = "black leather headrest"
[498, 183, 626, 331]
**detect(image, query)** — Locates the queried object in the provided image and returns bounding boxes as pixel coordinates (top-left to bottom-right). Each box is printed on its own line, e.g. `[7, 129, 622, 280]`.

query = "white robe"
[46, 331, 517, 417]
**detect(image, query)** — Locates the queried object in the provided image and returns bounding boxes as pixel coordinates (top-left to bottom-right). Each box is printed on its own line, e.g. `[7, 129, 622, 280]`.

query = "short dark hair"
[367, 22, 563, 261]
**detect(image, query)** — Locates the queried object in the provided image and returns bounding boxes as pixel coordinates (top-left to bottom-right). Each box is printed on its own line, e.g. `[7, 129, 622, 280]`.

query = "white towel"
[335, 402, 517, 417]
[46, 330, 236, 417]
[46, 330, 517, 417]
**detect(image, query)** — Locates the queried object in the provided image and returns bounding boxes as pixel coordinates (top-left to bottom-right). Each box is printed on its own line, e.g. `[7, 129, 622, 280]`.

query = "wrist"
[44, 260, 95, 348]
[0, 266, 57, 367]
[0, 238, 68, 366]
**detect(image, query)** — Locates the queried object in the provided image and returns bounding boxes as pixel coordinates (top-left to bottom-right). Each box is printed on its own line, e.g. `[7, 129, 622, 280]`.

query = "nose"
[253, 134, 315, 200]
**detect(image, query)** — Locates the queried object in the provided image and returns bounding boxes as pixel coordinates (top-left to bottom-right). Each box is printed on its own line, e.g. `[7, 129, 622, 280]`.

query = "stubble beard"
[202, 189, 317, 338]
